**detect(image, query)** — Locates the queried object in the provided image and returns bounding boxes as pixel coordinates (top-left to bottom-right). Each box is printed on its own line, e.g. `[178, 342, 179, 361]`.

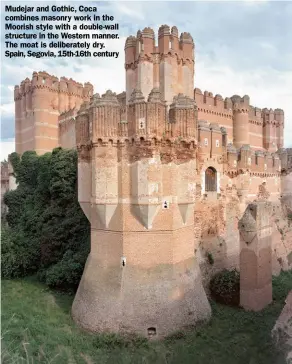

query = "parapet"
[90, 90, 120, 107]
[147, 88, 164, 103]
[117, 91, 126, 104]
[198, 120, 210, 131]
[240, 144, 251, 151]
[231, 94, 250, 113]
[249, 105, 262, 119]
[128, 89, 146, 104]
[14, 71, 93, 100]
[158, 24, 170, 37]
[125, 35, 137, 49]
[194, 88, 233, 112]
[141, 27, 155, 39]
[209, 123, 221, 132]
[227, 143, 237, 154]
[170, 93, 196, 109]
[125, 24, 194, 66]
[179, 32, 194, 44]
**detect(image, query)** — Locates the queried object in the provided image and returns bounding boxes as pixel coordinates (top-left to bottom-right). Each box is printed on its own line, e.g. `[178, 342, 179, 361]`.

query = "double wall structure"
[13, 24, 292, 337]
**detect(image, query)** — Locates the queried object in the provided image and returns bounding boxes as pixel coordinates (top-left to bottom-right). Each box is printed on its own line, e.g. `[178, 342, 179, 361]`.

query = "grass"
[1, 270, 292, 364]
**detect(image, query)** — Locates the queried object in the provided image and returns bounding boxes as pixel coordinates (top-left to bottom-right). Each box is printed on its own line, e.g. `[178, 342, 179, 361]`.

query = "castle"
[14, 25, 292, 338]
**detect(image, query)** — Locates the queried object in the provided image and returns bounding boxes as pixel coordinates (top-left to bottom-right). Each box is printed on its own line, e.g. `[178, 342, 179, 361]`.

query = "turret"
[262, 108, 277, 152]
[90, 90, 120, 142]
[125, 24, 195, 107]
[232, 95, 250, 148]
[224, 97, 232, 109]
[127, 89, 146, 138]
[171, 26, 179, 51]
[179, 31, 194, 61]
[146, 88, 167, 138]
[169, 94, 197, 140]
[83, 82, 93, 99]
[15, 71, 93, 155]
[274, 108, 284, 149]
[158, 24, 171, 53]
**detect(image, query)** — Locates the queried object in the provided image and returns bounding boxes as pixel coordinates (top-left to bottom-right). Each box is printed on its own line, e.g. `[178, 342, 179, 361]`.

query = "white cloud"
[0, 139, 15, 162]
[0, 103, 14, 115]
[1, 0, 292, 150]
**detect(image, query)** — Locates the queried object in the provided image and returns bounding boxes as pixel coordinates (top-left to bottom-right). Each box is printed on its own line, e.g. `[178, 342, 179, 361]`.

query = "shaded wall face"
[15, 73, 92, 155]
[59, 121, 77, 150]
[197, 109, 233, 142]
[249, 123, 264, 149]
[73, 143, 212, 337]
[281, 173, 292, 196]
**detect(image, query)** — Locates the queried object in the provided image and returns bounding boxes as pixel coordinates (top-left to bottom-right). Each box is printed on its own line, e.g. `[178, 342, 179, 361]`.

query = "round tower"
[274, 108, 284, 149]
[232, 96, 250, 148]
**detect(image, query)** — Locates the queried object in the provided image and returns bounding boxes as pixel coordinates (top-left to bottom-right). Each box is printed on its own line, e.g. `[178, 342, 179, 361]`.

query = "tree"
[2, 148, 90, 291]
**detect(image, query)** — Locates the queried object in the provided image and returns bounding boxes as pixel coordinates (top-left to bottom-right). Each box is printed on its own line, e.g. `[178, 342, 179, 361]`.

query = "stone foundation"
[72, 254, 211, 338]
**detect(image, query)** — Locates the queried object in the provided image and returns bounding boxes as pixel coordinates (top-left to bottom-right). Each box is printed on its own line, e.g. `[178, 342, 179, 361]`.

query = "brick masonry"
[12, 24, 292, 337]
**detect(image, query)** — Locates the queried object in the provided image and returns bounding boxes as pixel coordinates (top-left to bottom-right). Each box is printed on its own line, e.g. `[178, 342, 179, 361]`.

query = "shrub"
[1, 225, 40, 278]
[3, 148, 90, 291]
[209, 269, 240, 306]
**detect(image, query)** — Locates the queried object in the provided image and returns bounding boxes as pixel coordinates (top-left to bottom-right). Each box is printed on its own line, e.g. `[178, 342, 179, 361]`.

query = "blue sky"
[1, 0, 292, 160]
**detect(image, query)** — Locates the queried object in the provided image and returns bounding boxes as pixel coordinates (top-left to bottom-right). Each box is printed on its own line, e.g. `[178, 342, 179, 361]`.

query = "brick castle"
[13, 25, 292, 338]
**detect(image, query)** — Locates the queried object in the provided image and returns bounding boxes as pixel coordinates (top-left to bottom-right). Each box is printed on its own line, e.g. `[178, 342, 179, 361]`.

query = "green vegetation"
[210, 269, 240, 306]
[2, 148, 291, 363]
[2, 271, 291, 364]
[2, 149, 90, 290]
[206, 251, 214, 265]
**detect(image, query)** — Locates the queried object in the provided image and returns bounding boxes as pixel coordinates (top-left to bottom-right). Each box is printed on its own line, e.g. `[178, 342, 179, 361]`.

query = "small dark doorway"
[205, 167, 217, 192]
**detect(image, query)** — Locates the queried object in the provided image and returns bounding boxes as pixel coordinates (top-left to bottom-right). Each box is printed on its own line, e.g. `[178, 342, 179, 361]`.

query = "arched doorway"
[205, 167, 217, 192]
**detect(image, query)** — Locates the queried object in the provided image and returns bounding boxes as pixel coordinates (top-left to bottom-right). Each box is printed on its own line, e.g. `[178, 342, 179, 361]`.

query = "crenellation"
[13, 24, 291, 339]
[14, 71, 93, 154]
[169, 93, 197, 140]
[224, 97, 233, 109]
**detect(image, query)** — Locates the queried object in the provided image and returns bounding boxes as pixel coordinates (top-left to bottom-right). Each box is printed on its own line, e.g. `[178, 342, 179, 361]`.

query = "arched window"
[205, 167, 217, 192]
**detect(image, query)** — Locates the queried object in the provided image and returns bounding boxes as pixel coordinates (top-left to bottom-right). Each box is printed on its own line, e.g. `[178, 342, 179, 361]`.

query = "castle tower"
[125, 25, 195, 105]
[72, 54, 211, 337]
[262, 108, 278, 152]
[274, 108, 284, 149]
[14, 72, 93, 155]
[232, 95, 250, 148]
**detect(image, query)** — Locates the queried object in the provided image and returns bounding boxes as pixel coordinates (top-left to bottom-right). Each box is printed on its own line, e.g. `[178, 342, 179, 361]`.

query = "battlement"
[225, 144, 281, 174]
[125, 24, 194, 63]
[125, 24, 195, 105]
[75, 86, 200, 146]
[14, 71, 93, 100]
[194, 88, 234, 113]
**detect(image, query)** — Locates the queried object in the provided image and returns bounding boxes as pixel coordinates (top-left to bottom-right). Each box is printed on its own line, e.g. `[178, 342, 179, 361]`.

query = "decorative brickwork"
[13, 24, 292, 337]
